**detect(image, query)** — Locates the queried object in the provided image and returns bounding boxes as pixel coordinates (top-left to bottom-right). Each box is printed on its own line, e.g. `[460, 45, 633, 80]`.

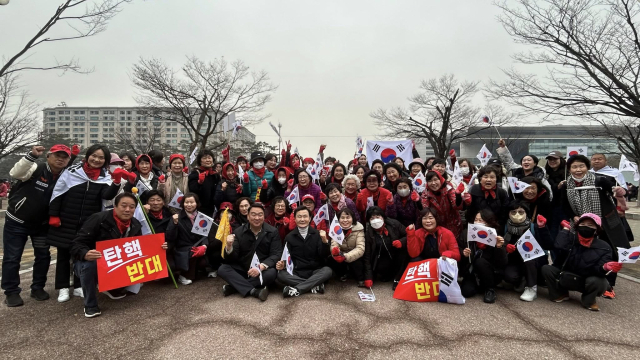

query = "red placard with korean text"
[393, 259, 439, 302]
[96, 233, 168, 292]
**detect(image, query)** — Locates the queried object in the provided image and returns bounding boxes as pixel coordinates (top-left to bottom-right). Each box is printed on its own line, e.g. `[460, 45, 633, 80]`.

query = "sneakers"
[483, 288, 496, 304]
[103, 289, 127, 300]
[552, 294, 570, 303]
[392, 281, 399, 291]
[73, 288, 84, 298]
[84, 306, 102, 318]
[57, 288, 70, 303]
[520, 286, 538, 302]
[222, 284, 237, 297]
[602, 288, 615, 299]
[339, 274, 348, 282]
[250, 287, 269, 301]
[207, 271, 218, 278]
[586, 303, 600, 311]
[30, 289, 50, 301]
[178, 275, 192, 285]
[310, 284, 325, 294]
[283, 286, 300, 298]
[5, 293, 24, 307]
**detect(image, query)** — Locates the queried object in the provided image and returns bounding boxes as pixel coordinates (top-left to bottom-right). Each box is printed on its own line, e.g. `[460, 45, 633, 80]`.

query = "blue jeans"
[1, 218, 51, 295]
[74, 261, 98, 308]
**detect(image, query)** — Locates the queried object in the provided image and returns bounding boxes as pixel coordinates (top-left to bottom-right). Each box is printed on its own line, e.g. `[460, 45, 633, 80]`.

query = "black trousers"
[330, 257, 365, 282]
[504, 257, 537, 288]
[217, 264, 276, 296]
[461, 257, 502, 298]
[277, 267, 333, 294]
[541, 265, 609, 307]
[55, 248, 80, 290]
[205, 240, 223, 271]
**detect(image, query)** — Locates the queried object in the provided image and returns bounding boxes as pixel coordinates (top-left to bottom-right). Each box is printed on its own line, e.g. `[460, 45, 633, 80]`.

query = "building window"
[127, 111, 132, 114]
[90, 110, 99, 115]
[90, 134, 98, 138]
[65, 116, 70, 120]
[127, 117, 131, 120]
[90, 128, 99, 132]
[90, 140, 98, 144]
[49, 111, 55, 115]
[90, 122, 99, 126]
[120, 111, 125, 115]
[90, 116, 99, 120]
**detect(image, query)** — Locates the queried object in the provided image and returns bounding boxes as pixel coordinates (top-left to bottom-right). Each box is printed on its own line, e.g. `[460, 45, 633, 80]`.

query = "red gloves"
[456, 182, 465, 194]
[560, 220, 571, 230]
[331, 247, 341, 256]
[158, 174, 166, 183]
[283, 217, 290, 226]
[441, 251, 454, 258]
[49, 216, 61, 227]
[235, 184, 243, 194]
[334, 255, 346, 263]
[463, 193, 472, 206]
[387, 192, 394, 205]
[287, 179, 294, 189]
[221, 145, 230, 162]
[183, 167, 189, 174]
[410, 191, 419, 202]
[319, 144, 326, 153]
[125, 171, 137, 184]
[243, 173, 249, 183]
[536, 215, 546, 228]
[506, 244, 516, 253]
[191, 246, 206, 258]
[198, 172, 206, 184]
[449, 149, 456, 157]
[364, 280, 373, 288]
[261, 179, 268, 189]
[286, 141, 292, 151]
[331, 247, 346, 262]
[112, 168, 128, 184]
[603, 262, 622, 273]
[319, 192, 327, 201]
[71, 144, 81, 156]
[392, 240, 402, 249]
[290, 203, 297, 210]
[449, 149, 457, 165]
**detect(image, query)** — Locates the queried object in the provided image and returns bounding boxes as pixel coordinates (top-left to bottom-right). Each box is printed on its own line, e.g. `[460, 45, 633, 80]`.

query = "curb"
[619, 273, 640, 284]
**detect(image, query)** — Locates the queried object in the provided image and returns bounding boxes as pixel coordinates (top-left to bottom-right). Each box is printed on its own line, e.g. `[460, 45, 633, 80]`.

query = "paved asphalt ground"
[1, 217, 639, 359]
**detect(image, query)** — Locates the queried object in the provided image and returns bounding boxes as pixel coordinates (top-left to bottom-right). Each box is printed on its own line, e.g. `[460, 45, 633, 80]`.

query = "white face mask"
[459, 167, 470, 176]
[278, 177, 287, 184]
[253, 161, 264, 170]
[397, 188, 410, 197]
[370, 218, 384, 229]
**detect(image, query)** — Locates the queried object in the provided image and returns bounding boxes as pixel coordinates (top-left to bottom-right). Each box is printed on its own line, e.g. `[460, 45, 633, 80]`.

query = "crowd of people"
[0, 139, 634, 318]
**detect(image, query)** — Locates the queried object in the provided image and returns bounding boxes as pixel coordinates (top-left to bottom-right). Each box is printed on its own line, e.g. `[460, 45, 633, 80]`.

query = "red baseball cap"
[49, 144, 71, 157]
[301, 194, 315, 203]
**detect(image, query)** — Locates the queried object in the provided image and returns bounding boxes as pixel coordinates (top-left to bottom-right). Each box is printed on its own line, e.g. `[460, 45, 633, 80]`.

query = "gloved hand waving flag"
[411, 171, 427, 193]
[508, 177, 531, 194]
[328, 215, 345, 245]
[313, 204, 329, 226]
[467, 223, 498, 247]
[516, 230, 545, 262]
[476, 144, 492, 166]
[191, 212, 214, 236]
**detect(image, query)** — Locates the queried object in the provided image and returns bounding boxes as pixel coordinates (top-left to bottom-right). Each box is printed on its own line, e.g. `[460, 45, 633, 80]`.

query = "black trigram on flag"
[372, 144, 381, 152]
[396, 144, 405, 152]
[440, 272, 453, 286]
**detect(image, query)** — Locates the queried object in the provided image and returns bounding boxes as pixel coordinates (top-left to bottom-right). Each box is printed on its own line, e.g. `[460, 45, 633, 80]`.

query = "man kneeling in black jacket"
[70, 193, 167, 318]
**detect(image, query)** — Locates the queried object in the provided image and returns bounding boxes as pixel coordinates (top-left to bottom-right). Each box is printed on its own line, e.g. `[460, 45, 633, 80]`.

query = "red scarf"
[344, 190, 357, 202]
[463, 174, 473, 184]
[83, 161, 101, 180]
[252, 167, 266, 178]
[199, 166, 215, 175]
[530, 188, 547, 202]
[476, 242, 487, 250]
[112, 211, 131, 234]
[483, 186, 496, 199]
[150, 210, 163, 220]
[375, 225, 389, 236]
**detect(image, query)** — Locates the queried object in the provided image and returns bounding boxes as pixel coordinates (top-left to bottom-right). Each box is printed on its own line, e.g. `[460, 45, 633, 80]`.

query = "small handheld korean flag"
[411, 171, 427, 193]
[467, 223, 498, 247]
[191, 212, 214, 236]
[617, 246, 640, 264]
[476, 144, 492, 166]
[566, 146, 588, 157]
[237, 163, 245, 179]
[133, 204, 152, 235]
[619, 155, 638, 172]
[168, 188, 184, 209]
[366, 196, 375, 210]
[251, 252, 263, 284]
[189, 146, 199, 165]
[313, 204, 329, 226]
[287, 186, 300, 205]
[280, 244, 294, 275]
[508, 177, 531, 194]
[516, 230, 545, 262]
[451, 160, 463, 186]
[135, 180, 150, 194]
[329, 216, 345, 245]
[307, 164, 319, 180]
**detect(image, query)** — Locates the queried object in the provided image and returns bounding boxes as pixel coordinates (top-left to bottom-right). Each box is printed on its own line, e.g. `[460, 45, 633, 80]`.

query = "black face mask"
[577, 226, 596, 239]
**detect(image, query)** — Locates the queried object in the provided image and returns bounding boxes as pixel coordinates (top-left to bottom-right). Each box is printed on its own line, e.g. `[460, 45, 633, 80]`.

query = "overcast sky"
[1, 0, 523, 161]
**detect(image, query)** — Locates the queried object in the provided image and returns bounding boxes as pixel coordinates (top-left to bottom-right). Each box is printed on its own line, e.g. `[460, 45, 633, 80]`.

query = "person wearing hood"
[158, 154, 189, 215]
[285, 168, 324, 210]
[386, 178, 423, 227]
[242, 151, 274, 202]
[421, 171, 468, 239]
[496, 139, 553, 199]
[382, 162, 403, 194]
[342, 174, 361, 202]
[457, 158, 477, 192]
[408, 158, 426, 178]
[364, 206, 408, 290]
[324, 183, 360, 226]
[541, 213, 619, 311]
[466, 166, 511, 230]
[302, 157, 315, 169]
[123, 154, 159, 203]
[260, 166, 293, 206]
[544, 151, 569, 242]
[188, 149, 220, 217]
[329, 208, 367, 286]
[356, 170, 393, 216]
[215, 163, 243, 209]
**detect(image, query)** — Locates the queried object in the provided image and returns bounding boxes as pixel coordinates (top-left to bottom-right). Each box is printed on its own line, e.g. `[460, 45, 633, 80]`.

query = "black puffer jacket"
[552, 229, 612, 278]
[70, 210, 143, 261]
[466, 184, 510, 232]
[188, 169, 220, 217]
[48, 173, 120, 249]
[147, 206, 173, 234]
[283, 227, 330, 279]
[165, 210, 210, 271]
[363, 217, 407, 281]
[224, 222, 282, 273]
[213, 164, 242, 209]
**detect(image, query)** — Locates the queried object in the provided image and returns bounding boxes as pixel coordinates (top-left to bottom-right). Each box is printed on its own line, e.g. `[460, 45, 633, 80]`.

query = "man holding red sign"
[70, 193, 168, 318]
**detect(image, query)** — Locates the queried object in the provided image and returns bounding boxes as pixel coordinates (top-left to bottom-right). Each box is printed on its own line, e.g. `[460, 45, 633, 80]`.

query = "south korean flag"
[287, 186, 300, 205]
[313, 204, 329, 226]
[191, 212, 214, 236]
[328, 216, 345, 245]
[617, 246, 640, 264]
[516, 230, 545, 262]
[467, 224, 498, 247]
[508, 177, 531, 194]
[366, 140, 413, 167]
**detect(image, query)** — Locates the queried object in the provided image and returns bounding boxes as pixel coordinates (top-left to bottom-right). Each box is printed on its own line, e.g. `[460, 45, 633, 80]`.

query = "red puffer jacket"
[406, 225, 460, 261]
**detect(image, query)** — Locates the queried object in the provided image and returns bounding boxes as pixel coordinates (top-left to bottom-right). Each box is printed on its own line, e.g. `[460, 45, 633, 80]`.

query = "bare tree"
[114, 121, 165, 155]
[488, 0, 640, 164]
[0, 73, 40, 160]
[370, 74, 509, 158]
[0, 0, 130, 81]
[131, 56, 277, 153]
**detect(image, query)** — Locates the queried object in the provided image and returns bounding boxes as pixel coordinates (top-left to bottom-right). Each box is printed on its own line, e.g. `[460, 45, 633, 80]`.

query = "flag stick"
[493, 124, 502, 140]
[134, 192, 178, 289]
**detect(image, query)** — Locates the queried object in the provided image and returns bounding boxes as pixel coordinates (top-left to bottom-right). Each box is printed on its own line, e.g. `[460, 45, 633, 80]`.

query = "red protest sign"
[393, 259, 440, 302]
[96, 233, 168, 292]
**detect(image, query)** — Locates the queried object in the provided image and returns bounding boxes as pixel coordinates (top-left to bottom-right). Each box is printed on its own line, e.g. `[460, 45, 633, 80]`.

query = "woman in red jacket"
[406, 207, 461, 262]
[356, 170, 393, 215]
